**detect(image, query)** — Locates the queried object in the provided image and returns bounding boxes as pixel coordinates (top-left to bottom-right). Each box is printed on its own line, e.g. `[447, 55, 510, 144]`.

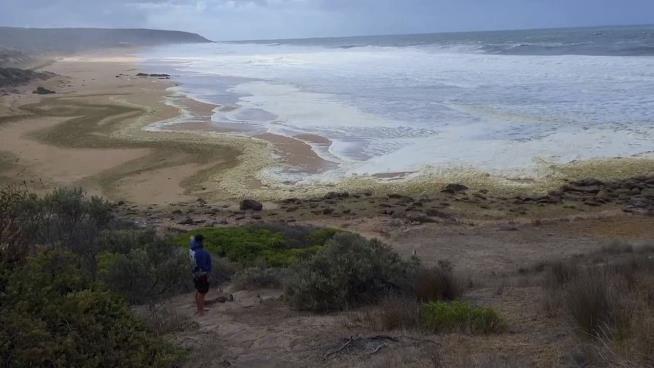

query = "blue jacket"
[190, 239, 212, 274]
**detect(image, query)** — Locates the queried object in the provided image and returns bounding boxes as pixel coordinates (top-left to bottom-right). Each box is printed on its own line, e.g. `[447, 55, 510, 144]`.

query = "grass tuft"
[422, 301, 505, 334]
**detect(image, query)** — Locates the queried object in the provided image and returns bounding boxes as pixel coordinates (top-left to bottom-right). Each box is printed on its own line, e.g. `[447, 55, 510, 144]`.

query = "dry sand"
[0, 50, 350, 203]
[0, 51, 265, 203]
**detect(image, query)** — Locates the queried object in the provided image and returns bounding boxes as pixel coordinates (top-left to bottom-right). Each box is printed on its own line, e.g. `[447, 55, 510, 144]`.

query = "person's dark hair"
[195, 234, 204, 242]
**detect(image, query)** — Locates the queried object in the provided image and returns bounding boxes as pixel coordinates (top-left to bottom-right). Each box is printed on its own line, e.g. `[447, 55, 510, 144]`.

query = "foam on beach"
[140, 32, 654, 186]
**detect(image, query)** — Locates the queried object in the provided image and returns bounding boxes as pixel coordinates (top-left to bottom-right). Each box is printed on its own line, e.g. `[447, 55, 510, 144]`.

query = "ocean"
[141, 25, 654, 183]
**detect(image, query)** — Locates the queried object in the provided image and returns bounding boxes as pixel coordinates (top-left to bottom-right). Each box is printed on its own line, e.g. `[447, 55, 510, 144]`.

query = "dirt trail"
[167, 289, 349, 368]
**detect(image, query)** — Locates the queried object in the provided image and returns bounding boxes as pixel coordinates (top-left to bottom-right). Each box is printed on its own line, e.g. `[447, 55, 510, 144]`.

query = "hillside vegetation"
[0, 27, 211, 52]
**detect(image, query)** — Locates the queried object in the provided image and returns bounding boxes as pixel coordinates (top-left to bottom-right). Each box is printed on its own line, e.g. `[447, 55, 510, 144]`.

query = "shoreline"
[147, 53, 654, 197]
[1, 49, 653, 204]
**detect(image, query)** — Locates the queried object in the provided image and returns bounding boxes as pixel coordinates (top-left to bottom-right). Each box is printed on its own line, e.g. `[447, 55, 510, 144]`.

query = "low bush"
[176, 224, 339, 267]
[415, 262, 462, 302]
[422, 301, 504, 334]
[17, 187, 114, 251]
[208, 255, 238, 286]
[600, 240, 634, 255]
[544, 260, 579, 289]
[354, 295, 422, 331]
[0, 249, 184, 367]
[0, 187, 32, 266]
[232, 266, 289, 291]
[97, 231, 191, 305]
[285, 233, 418, 312]
[1, 186, 117, 276]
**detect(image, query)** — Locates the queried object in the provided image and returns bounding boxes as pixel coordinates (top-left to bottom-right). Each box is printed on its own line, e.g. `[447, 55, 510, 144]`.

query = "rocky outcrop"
[136, 73, 170, 79]
[508, 177, 654, 215]
[0, 67, 52, 88]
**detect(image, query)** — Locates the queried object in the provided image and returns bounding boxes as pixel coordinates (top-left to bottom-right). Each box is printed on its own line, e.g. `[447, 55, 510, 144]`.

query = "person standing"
[190, 234, 212, 316]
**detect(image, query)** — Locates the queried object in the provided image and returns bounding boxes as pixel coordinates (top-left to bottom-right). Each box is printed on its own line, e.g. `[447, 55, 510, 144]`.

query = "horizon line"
[218, 22, 653, 43]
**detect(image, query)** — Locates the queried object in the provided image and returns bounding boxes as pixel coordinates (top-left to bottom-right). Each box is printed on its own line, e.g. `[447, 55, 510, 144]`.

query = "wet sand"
[0, 50, 252, 203]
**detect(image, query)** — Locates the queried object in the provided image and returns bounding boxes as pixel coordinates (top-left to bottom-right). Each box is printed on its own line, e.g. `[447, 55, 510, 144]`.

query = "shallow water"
[141, 26, 654, 183]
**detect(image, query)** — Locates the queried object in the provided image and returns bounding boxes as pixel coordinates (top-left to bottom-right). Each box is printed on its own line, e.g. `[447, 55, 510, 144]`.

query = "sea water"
[141, 25, 654, 183]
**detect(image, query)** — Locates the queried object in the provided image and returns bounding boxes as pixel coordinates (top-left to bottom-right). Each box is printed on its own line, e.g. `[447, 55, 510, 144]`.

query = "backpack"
[189, 249, 207, 279]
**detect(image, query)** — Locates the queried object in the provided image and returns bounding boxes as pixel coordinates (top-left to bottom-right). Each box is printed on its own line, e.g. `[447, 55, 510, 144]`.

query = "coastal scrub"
[176, 225, 339, 267]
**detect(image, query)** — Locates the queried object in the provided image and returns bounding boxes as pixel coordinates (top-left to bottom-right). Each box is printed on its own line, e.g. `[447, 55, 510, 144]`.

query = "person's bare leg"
[195, 292, 202, 314]
[198, 292, 206, 316]
[198, 294, 207, 315]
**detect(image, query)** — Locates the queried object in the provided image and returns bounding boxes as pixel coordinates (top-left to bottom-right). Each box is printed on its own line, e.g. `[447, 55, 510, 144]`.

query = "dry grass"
[415, 262, 463, 302]
[564, 270, 619, 337]
[351, 295, 423, 332]
[539, 242, 654, 367]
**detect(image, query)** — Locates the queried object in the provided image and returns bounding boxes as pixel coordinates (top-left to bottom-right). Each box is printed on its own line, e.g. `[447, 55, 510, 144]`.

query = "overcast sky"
[1, 0, 653, 41]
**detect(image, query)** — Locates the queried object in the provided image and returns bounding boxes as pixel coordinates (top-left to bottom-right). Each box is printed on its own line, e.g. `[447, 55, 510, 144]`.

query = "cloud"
[1, 0, 653, 40]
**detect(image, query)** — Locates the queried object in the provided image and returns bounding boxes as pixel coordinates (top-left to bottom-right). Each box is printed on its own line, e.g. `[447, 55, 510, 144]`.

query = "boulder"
[240, 199, 263, 211]
[324, 191, 349, 200]
[562, 184, 601, 194]
[281, 197, 301, 205]
[570, 178, 604, 187]
[32, 86, 55, 94]
[441, 183, 469, 194]
[425, 208, 453, 219]
[177, 216, 194, 225]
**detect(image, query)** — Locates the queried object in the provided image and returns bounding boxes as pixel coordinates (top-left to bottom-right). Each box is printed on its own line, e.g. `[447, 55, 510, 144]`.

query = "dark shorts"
[193, 274, 210, 294]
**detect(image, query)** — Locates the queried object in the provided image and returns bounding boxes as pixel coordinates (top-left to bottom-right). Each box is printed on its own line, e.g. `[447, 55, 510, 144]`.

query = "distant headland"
[0, 26, 212, 52]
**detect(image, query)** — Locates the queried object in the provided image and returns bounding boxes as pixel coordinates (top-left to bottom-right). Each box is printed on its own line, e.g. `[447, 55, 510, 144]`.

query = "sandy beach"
[2, 48, 654, 206]
[0, 51, 356, 203]
[0, 51, 258, 203]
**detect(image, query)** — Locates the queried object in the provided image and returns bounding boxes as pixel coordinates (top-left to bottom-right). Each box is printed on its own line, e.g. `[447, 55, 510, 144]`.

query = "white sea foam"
[141, 41, 654, 183]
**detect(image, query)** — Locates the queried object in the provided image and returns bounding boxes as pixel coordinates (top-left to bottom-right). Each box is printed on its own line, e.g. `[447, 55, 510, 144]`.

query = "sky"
[1, 0, 653, 41]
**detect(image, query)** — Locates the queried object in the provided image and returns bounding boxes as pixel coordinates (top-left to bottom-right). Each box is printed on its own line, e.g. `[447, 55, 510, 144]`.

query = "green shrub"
[176, 224, 339, 267]
[422, 301, 504, 334]
[0, 187, 33, 266]
[250, 223, 339, 249]
[0, 249, 183, 368]
[98, 233, 191, 305]
[97, 229, 163, 255]
[1, 187, 116, 276]
[285, 233, 418, 312]
[17, 187, 114, 251]
[232, 267, 290, 291]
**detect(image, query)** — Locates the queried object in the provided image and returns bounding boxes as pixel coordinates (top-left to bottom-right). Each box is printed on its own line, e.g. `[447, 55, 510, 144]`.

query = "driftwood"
[323, 335, 401, 360]
[323, 336, 357, 359]
[369, 343, 386, 355]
